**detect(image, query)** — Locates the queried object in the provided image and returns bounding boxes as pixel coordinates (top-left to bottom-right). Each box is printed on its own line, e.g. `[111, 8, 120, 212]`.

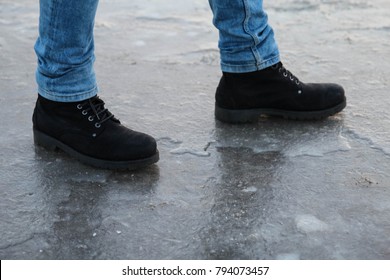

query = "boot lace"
[76, 96, 116, 128]
[272, 63, 301, 86]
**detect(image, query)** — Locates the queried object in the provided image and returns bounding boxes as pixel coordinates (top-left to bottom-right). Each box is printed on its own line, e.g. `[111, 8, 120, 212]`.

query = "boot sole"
[215, 98, 347, 124]
[33, 128, 159, 170]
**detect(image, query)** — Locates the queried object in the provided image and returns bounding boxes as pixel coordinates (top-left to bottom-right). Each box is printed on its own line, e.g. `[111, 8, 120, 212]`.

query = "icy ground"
[1, 0, 390, 259]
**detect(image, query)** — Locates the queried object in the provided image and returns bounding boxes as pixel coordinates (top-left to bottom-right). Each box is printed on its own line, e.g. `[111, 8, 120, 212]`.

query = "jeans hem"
[38, 86, 98, 102]
[221, 55, 280, 73]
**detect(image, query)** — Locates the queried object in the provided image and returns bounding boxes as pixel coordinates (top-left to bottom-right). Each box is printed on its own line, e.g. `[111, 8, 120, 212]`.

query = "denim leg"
[209, 0, 280, 73]
[34, 0, 99, 102]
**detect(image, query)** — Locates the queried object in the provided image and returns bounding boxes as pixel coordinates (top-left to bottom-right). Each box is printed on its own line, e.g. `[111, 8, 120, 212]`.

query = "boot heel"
[215, 105, 259, 124]
[33, 129, 58, 151]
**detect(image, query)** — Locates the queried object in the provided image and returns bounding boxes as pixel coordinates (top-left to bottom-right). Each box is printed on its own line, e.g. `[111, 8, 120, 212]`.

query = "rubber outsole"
[215, 98, 347, 124]
[33, 128, 159, 170]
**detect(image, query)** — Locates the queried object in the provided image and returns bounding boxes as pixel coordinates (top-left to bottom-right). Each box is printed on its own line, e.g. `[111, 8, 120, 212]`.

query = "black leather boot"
[32, 95, 159, 169]
[215, 62, 346, 123]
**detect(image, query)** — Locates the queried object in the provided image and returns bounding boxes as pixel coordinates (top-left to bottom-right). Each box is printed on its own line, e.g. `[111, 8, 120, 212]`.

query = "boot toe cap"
[326, 83, 346, 108]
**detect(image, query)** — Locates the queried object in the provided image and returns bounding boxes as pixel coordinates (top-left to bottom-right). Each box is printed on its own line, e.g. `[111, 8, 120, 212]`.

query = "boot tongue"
[270, 62, 284, 70]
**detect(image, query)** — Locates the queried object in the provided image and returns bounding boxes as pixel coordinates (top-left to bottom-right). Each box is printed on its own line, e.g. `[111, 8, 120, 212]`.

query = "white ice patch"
[242, 186, 258, 193]
[134, 40, 146, 47]
[276, 253, 301, 260]
[286, 133, 351, 157]
[295, 214, 329, 233]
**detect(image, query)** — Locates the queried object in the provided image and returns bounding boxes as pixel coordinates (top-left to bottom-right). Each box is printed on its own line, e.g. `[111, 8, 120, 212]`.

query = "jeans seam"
[47, 0, 59, 75]
[242, 0, 262, 68]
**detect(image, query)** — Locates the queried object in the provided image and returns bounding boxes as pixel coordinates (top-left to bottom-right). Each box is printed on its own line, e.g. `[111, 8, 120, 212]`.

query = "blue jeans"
[35, 0, 280, 102]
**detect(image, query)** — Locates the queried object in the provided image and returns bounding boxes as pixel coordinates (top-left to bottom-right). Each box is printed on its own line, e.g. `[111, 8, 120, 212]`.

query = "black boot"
[32, 95, 159, 169]
[215, 62, 346, 123]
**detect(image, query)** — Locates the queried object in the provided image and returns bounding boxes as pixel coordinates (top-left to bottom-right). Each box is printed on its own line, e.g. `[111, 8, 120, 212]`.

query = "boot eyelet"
[82, 110, 88, 115]
[283, 72, 288, 77]
[77, 104, 83, 109]
[298, 90, 302, 95]
[95, 123, 101, 128]
[88, 116, 94, 122]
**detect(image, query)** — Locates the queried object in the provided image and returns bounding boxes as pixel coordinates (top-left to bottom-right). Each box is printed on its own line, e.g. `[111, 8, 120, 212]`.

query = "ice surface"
[1, 0, 390, 260]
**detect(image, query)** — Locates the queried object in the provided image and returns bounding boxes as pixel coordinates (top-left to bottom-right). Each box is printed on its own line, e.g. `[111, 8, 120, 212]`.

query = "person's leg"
[33, 0, 159, 169]
[208, 0, 280, 73]
[35, 0, 99, 102]
[209, 0, 346, 123]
